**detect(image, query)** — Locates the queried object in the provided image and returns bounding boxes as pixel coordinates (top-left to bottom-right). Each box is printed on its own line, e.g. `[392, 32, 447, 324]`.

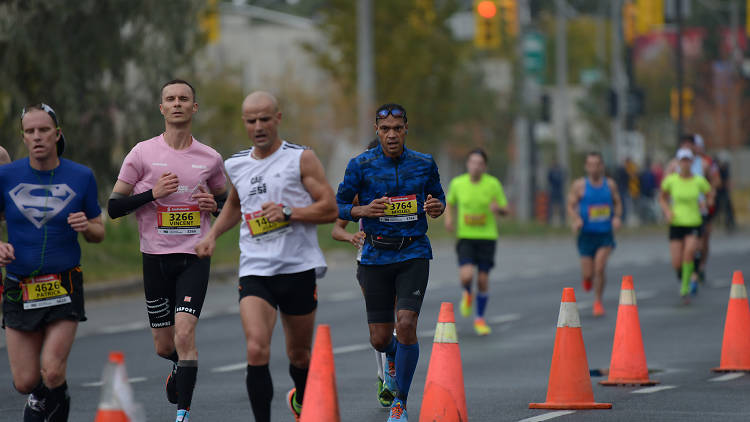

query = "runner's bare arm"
[68, 213, 104, 243]
[608, 178, 623, 230]
[292, 149, 338, 224]
[658, 188, 673, 223]
[195, 184, 242, 258]
[0, 242, 15, 266]
[444, 203, 456, 232]
[567, 179, 584, 230]
[0, 146, 10, 165]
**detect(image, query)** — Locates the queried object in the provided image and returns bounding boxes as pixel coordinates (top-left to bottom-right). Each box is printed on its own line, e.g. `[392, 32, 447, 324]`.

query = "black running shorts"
[238, 269, 317, 316]
[2, 267, 86, 331]
[456, 239, 497, 272]
[669, 225, 702, 241]
[142, 253, 210, 328]
[357, 258, 429, 324]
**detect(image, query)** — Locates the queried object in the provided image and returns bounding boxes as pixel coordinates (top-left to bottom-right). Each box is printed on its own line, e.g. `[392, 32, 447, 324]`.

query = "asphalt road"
[1, 231, 749, 421]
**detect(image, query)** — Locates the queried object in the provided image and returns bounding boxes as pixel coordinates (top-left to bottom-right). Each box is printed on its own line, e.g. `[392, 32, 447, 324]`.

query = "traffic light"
[670, 87, 694, 120]
[499, 0, 518, 37]
[635, 0, 664, 37]
[474, 0, 501, 49]
[622, 2, 636, 45]
[199, 0, 220, 44]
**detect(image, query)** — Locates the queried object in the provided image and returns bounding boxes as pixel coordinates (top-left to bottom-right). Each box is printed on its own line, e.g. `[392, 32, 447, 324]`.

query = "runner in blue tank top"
[567, 152, 622, 317]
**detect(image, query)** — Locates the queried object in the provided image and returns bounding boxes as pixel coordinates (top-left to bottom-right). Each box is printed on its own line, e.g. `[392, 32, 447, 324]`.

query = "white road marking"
[327, 291, 359, 302]
[211, 363, 247, 373]
[632, 385, 677, 394]
[82, 377, 148, 388]
[709, 373, 745, 382]
[98, 321, 148, 334]
[517, 411, 576, 422]
[487, 313, 521, 324]
[332, 344, 371, 354]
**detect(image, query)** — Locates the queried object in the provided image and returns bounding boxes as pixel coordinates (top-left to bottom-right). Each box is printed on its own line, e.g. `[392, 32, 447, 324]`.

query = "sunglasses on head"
[376, 107, 406, 121]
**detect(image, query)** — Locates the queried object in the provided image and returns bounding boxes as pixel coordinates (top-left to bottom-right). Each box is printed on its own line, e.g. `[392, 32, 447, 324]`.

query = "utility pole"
[610, 0, 626, 165]
[555, 0, 569, 182]
[675, 0, 684, 146]
[357, 0, 375, 145]
[514, 0, 532, 222]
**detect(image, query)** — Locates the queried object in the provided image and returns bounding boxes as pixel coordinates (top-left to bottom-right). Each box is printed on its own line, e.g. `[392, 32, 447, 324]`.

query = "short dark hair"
[375, 103, 407, 123]
[161, 79, 196, 101]
[586, 151, 603, 161]
[680, 134, 695, 144]
[467, 148, 488, 164]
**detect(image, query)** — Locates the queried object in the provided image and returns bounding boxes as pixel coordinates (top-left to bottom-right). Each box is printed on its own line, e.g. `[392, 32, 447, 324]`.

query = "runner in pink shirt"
[107, 79, 227, 422]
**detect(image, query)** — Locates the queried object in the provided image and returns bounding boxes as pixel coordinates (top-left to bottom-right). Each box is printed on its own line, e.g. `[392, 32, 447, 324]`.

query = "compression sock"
[676, 269, 682, 282]
[381, 335, 397, 357]
[23, 380, 48, 422]
[681, 261, 694, 296]
[246, 364, 273, 422]
[45, 382, 70, 422]
[177, 360, 198, 411]
[476, 292, 489, 318]
[164, 350, 179, 363]
[394, 342, 419, 403]
[375, 350, 385, 379]
[289, 364, 309, 405]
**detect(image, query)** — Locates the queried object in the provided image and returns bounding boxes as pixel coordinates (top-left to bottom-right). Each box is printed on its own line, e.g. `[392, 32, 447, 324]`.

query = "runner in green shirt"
[445, 149, 508, 335]
[659, 147, 713, 304]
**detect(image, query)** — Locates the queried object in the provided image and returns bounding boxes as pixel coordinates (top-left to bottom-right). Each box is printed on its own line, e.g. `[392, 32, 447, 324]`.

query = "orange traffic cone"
[300, 325, 341, 422]
[600, 276, 659, 386]
[94, 351, 144, 422]
[529, 288, 612, 410]
[712, 271, 750, 372]
[419, 302, 467, 422]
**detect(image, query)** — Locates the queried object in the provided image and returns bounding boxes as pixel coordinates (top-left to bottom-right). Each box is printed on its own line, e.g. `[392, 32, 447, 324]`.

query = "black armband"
[212, 191, 228, 217]
[107, 190, 155, 219]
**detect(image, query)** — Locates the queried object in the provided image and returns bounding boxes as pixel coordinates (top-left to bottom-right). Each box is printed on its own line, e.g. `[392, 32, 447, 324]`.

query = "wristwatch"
[282, 206, 293, 221]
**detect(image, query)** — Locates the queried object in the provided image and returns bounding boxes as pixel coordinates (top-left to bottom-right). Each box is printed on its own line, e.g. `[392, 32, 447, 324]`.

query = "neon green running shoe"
[459, 291, 473, 318]
[287, 388, 301, 421]
[377, 376, 395, 407]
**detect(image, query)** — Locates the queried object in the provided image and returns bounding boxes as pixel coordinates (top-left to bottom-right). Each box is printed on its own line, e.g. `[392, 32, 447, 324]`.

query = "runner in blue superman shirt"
[0, 103, 104, 421]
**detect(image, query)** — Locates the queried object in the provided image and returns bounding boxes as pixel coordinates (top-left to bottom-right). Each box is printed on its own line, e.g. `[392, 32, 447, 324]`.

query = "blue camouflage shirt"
[336, 143, 445, 265]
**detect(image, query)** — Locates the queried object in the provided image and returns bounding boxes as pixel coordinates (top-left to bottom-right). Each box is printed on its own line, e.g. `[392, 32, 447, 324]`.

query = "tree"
[0, 0, 207, 198]
[304, 0, 504, 156]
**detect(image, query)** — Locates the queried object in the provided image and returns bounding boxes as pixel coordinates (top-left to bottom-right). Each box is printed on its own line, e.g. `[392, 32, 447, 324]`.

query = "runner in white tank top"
[195, 91, 337, 422]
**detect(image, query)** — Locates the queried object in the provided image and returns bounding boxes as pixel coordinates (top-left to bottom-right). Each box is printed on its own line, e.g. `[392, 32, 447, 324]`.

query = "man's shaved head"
[242, 91, 279, 112]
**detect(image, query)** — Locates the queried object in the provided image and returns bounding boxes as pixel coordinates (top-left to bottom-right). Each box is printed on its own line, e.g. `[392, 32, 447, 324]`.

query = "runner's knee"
[246, 340, 271, 364]
[12, 375, 40, 394]
[40, 363, 66, 388]
[286, 347, 310, 368]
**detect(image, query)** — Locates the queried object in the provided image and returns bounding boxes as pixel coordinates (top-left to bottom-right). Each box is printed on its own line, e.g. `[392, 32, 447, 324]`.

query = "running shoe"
[473, 317, 491, 336]
[387, 398, 408, 422]
[166, 363, 178, 404]
[582, 278, 592, 292]
[23, 394, 46, 422]
[176, 409, 190, 422]
[383, 355, 398, 394]
[377, 376, 395, 407]
[459, 291, 473, 318]
[287, 388, 302, 421]
[593, 300, 605, 317]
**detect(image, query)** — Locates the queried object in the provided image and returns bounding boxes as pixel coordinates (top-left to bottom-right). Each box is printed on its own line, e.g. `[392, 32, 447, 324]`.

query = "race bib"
[21, 274, 71, 310]
[464, 213, 487, 226]
[157, 205, 201, 235]
[587, 205, 611, 222]
[380, 194, 418, 223]
[245, 208, 292, 242]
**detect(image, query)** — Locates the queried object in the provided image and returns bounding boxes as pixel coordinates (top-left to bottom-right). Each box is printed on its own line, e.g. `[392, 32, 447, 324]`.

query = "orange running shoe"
[593, 300, 605, 317]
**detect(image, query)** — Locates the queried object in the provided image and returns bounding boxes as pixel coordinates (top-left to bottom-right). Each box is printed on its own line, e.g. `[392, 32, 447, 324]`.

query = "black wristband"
[107, 189, 155, 219]
[212, 191, 228, 217]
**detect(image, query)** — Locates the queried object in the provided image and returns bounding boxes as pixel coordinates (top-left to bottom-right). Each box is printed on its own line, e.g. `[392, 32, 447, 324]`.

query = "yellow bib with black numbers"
[157, 205, 201, 235]
[245, 209, 292, 242]
[380, 194, 418, 223]
[463, 213, 487, 226]
[21, 274, 71, 310]
[587, 204, 612, 222]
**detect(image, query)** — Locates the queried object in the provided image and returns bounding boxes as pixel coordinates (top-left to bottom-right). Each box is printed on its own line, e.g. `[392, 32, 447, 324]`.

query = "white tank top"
[225, 141, 327, 278]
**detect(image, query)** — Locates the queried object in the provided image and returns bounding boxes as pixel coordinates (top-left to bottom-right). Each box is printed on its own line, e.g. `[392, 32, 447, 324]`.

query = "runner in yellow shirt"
[445, 149, 508, 335]
[659, 147, 714, 304]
